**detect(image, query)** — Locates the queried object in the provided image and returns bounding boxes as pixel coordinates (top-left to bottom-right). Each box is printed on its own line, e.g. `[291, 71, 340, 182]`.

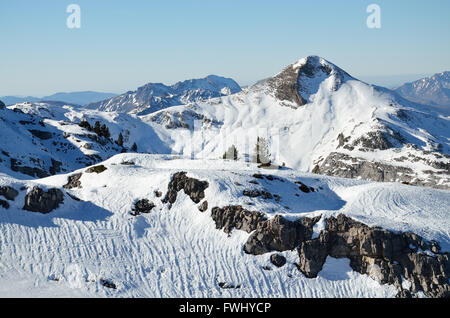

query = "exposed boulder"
[198, 200, 208, 212]
[63, 173, 83, 189]
[23, 186, 64, 214]
[296, 214, 450, 298]
[131, 199, 156, 216]
[0, 186, 19, 201]
[85, 165, 108, 174]
[10, 158, 49, 178]
[243, 189, 273, 199]
[270, 253, 287, 268]
[162, 172, 209, 205]
[0, 199, 9, 209]
[316, 152, 449, 190]
[210, 205, 267, 235]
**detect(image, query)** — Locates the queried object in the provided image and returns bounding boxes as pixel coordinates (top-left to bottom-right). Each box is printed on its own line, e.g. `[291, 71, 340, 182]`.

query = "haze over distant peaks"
[395, 71, 450, 108]
[85, 75, 242, 115]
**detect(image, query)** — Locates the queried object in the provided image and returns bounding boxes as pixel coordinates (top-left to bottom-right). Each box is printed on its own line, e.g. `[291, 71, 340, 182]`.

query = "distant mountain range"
[84, 75, 242, 115]
[0, 91, 118, 106]
[395, 71, 450, 109]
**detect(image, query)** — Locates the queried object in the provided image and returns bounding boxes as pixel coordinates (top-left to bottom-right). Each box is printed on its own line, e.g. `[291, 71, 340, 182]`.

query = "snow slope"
[2, 56, 449, 190]
[0, 154, 448, 297]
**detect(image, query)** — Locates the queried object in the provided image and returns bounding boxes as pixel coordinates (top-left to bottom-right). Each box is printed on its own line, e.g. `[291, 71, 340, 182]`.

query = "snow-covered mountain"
[2, 56, 449, 190]
[0, 102, 126, 179]
[85, 75, 242, 115]
[395, 71, 450, 108]
[143, 56, 450, 189]
[0, 91, 117, 107]
[0, 56, 449, 298]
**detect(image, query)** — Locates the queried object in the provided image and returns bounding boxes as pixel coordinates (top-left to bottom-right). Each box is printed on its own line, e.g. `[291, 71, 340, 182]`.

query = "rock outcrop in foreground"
[23, 187, 64, 214]
[296, 214, 449, 298]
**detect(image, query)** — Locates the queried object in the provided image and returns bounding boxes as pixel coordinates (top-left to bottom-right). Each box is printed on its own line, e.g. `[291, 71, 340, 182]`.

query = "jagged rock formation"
[131, 199, 156, 216]
[23, 186, 64, 214]
[296, 214, 449, 298]
[315, 152, 450, 190]
[244, 215, 320, 255]
[211, 205, 267, 235]
[162, 172, 209, 206]
[63, 173, 83, 189]
[0, 186, 19, 201]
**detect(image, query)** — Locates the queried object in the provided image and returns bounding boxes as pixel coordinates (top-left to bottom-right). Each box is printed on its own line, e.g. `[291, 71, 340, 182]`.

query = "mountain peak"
[264, 56, 353, 108]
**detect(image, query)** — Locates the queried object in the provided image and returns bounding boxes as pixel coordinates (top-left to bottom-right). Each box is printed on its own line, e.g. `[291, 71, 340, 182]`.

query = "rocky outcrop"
[0, 186, 19, 201]
[162, 172, 209, 205]
[315, 152, 450, 190]
[243, 189, 273, 199]
[10, 158, 49, 179]
[270, 253, 287, 267]
[23, 187, 64, 214]
[296, 214, 449, 298]
[0, 100, 5, 110]
[198, 200, 208, 212]
[63, 173, 83, 189]
[85, 165, 108, 174]
[211, 205, 267, 235]
[131, 199, 156, 216]
[244, 215, 320, 255]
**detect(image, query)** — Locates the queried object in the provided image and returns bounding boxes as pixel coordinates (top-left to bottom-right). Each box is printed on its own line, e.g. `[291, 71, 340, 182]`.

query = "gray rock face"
[10, 158, 49, 179]
[0, 186, 19, 201]
[198, 200, 208, 212]
[296, 214, 450, 298]
[0, 199, 9, 209]
[63, 173, 83, 189]
[162, 172, 209, 205]
[211, 205, 267, 235]
[131, 199, 156, 216]
[316, 152, 450, 190]
[85, 165, 108, 174]
[244, 215, 320, 255]
[23, 187, 64, 214]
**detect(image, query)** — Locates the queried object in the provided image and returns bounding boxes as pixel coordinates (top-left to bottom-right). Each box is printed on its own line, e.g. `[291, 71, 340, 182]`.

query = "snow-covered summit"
[255, 55, 353, 108]
[396, 71, 450, 108]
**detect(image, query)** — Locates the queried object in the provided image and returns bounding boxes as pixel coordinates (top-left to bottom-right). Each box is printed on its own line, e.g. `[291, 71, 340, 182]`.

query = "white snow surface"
[0, 154, 448, 298]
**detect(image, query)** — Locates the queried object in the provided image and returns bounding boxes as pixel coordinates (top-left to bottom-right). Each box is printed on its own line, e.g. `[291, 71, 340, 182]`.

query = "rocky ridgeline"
[298, 215, 449, 298]
[162, 172, 209, 209]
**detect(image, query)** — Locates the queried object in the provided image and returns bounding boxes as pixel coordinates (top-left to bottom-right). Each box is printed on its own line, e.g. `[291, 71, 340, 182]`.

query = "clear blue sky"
[1, 0, 449, 96]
